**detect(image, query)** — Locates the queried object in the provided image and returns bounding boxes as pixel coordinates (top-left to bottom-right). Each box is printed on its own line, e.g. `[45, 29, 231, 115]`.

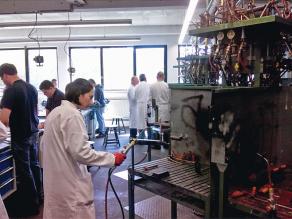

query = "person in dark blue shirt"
[0, 63, 42, 217]
[39, 80, 65, 116]
[88, 79, 106, 137]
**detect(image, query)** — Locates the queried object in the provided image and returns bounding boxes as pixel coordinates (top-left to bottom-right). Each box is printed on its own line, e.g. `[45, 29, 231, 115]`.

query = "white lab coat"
[0, 194, 8, 219]
[41, 100, 115, 219]
[0, 121, 8, 142]
[150, 81, 170, 122]
[134, 81, 150, 130]
[127, 85, 137, 129]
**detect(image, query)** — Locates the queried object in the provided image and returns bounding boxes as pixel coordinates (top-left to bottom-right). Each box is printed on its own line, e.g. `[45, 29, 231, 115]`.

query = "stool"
[103, 124, 120, 148]
[111, 118, 126, 134]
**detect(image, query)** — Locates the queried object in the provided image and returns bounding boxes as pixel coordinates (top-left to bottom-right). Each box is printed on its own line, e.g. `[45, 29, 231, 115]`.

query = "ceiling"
[0, 0, 190, 14]
[0, 0, 204, 42]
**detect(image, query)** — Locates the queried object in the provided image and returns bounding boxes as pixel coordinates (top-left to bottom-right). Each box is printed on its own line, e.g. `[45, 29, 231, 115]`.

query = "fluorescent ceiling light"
[0, 19, 132, 29]
[0, 36, 141, 43]
[178, 0, 199, 44]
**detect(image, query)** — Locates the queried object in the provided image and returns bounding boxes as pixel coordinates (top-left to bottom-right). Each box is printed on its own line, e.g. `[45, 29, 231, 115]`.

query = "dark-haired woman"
[41, 78, 126, 219]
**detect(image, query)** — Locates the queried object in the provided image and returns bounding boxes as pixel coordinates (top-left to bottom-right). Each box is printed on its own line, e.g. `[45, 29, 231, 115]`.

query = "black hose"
[105, 167, 125, 219]
[104, 127, 149, 219]
[105, 169, 110, 219]
[108, 168, 125, 219]
[134, 152, 148, 165]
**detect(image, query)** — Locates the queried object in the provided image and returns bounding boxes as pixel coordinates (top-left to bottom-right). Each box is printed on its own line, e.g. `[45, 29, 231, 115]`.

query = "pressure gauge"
[217, 32, 224, 41]
[227, 30, 235, 40]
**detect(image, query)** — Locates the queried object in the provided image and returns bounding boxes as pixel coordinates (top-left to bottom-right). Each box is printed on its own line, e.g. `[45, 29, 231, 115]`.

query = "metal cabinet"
[0, 142, 16, 199]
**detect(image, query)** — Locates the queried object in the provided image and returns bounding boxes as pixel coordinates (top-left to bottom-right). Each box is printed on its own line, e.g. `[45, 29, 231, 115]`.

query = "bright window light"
[178, 0, 199, 44]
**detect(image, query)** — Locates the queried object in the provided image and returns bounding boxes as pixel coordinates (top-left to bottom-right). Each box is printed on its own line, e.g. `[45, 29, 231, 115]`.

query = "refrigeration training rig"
[129, 0, 292, 218]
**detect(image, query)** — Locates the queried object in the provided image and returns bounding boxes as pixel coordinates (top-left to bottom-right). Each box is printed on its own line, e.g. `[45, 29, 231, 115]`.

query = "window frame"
[69, 45, 167, 87]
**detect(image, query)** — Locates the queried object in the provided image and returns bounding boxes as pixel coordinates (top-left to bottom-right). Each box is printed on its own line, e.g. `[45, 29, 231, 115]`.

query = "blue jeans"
[5, 132, 42, 217]
[95, 106, 105, 134]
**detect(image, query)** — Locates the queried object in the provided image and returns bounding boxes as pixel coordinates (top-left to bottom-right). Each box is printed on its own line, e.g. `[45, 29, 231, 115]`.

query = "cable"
[109, 168, 125, 219]
[27, 12, 41, 54]
[134, 153, 148, 165]
[105, 167, 125, 219]
[64, 12, 72, 57]
[105, 169, 110, 219]
[104, 128, 151, 219]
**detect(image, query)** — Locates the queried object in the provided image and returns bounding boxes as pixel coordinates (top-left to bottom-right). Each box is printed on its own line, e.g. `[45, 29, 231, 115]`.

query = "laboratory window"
[70, 48, 101, 84]
[103, 47, 134, 90]
[135, 47, 165, 84]
[0, 49, 26, 99]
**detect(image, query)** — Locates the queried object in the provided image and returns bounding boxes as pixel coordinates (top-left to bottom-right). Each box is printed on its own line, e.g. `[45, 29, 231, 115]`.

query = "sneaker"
[96, 133, 105, 138]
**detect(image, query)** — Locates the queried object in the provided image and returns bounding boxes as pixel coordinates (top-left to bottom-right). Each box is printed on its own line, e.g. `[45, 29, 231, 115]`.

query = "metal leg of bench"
[128, 145, 135, 219]
[171, 201, 177, 219]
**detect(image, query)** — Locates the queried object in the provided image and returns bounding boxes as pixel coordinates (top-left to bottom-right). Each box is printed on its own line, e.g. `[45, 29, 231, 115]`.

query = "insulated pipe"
[206, 0, 220, 15]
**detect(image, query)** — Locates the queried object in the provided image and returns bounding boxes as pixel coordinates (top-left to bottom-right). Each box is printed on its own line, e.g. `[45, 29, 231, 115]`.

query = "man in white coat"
[134, 74, 150, 133]
[127, 76, 139, 138]
[41, 78, 126, 219]
[150, 71, 170, 122]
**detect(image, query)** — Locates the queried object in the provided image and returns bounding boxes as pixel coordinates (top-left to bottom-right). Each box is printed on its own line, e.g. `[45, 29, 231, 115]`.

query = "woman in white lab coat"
[127, 76, 139, 138]
[134, 74, 150, 131]
[41, 79, 126, 219]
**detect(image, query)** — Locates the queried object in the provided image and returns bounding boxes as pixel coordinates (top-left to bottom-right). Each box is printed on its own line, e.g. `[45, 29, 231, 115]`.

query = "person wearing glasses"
[41, 78, 126, 219]
[39, 80, 65, 117]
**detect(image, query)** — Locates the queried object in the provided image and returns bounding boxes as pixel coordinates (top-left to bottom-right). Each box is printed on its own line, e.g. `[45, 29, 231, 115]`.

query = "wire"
[109, 168, 125, 219]
[27, 12, 41, 54]
[105, 168, 110, 219]
[64, 12, 72, 57]
[104, 128, 149, 219]
[133, 152, 148, 166]
[105, 167, 125, 219]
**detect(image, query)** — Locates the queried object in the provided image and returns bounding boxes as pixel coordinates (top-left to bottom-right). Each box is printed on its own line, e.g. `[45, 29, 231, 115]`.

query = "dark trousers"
[4, 132, 42, 217]
[130, 128, 137, 138]
[94, 107, 105, 134]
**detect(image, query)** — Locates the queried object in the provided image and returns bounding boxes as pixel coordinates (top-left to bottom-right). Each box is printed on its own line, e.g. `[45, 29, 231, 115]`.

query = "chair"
[103, 124, 120, 148]
[111, 117, 126, 134]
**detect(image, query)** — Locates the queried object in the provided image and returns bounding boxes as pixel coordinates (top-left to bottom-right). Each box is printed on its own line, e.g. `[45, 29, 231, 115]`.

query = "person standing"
[41, 78, 126, 219]
[0, 63, 42, 217]
[149, 71, 170, 122]
[88, 79, 106, 137]
[134, 74, 150, 132]
[0, 122, 8, 219]
[39, 80, 65, 116]
[127, 76, 139, 138]
[51, 78, 57, 87]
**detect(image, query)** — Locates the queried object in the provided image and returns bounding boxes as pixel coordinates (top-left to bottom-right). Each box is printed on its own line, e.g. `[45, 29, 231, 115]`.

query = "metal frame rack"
[128, 156, 210, 219]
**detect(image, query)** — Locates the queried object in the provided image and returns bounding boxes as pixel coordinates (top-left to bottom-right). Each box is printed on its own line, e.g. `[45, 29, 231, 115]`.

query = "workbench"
[128, 157, 210, 219]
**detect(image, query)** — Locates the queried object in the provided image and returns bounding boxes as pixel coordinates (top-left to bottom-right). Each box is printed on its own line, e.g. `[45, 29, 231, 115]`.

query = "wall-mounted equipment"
[33, 55, 44, 67]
